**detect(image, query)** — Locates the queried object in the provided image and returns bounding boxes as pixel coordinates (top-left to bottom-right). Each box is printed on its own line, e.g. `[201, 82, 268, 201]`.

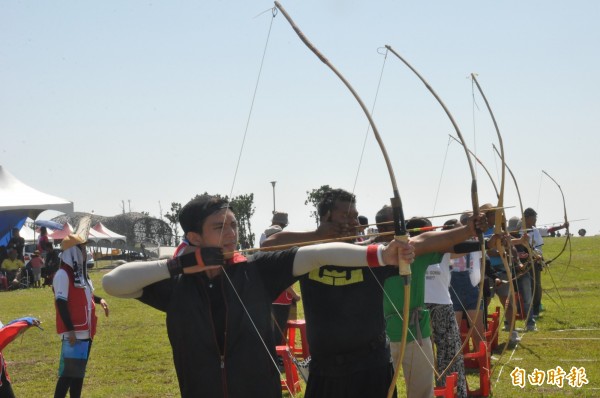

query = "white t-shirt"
[449, 251, 482, 287]
[424, 253, 452, 305]
[53, 269, 93, 340]
[529, 227, 544, 253]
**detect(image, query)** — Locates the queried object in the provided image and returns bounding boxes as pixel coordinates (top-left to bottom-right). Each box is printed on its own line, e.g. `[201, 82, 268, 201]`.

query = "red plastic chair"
[287, 319, 310, 359]
[276, 345, 302, 395]
[434, 372, 457, 398]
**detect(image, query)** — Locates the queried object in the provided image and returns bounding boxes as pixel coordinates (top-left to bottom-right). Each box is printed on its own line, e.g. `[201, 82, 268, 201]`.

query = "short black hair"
[317, 188, 356, 218]
[375, 205, 393, 224]
[524, 207, 537, 217]
[358, 215, 369, 226]
[179, 195, 230, 235]
[406, 217, 432, 237]
[442, 218, 458, 230]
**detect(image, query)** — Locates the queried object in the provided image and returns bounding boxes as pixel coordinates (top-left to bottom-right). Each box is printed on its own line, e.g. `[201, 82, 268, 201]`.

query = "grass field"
[2, 236, 598, 397]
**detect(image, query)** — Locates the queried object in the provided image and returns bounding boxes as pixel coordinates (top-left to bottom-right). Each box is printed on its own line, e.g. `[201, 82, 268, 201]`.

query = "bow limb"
[449, 134, 499, 199]
[541, 170, 571, 269]
[273, 4, 411, 397]
[471, 75, 516, 377]
[540, 170, 569, 307]
[385, 46, 485, 383]
[492, 144, 538, 330]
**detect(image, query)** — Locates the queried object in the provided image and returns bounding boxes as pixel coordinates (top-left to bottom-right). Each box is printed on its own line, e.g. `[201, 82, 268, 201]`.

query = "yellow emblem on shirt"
[308, 267, 364, 286]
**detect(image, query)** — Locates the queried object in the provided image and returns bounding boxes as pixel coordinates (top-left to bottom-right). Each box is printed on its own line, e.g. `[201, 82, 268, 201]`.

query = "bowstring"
[342, 46, 442, 381]
[470, 77, 480, 180]
[368, 259, 442, 379]
[431, 136, 453, 215]
[222, 6, 277, 225]
[215, 8, 296, 396]
[347, 47, 388, 207]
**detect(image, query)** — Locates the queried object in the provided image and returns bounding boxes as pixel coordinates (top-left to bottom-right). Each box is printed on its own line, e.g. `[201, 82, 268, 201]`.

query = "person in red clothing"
[37, 227, 50, 257]
[53, 234, 109, 398]
[28, 250, 44, 288]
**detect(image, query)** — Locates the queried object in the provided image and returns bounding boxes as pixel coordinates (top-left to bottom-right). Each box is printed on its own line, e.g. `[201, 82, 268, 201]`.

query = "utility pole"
[270, 181, 277, 214]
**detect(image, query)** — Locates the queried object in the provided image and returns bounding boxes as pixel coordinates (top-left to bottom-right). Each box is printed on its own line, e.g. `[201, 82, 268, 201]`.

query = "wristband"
[367, 244, 383, 267]
[166, 258, 183, 277]
[167, 248, 209, 277]
[377, 245, 385, 266]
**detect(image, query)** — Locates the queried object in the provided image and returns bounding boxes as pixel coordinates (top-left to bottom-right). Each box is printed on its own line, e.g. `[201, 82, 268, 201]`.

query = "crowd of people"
[100, 188, 567, 398]
[1, 189, 568, 397]
[0, 227, 60, 291]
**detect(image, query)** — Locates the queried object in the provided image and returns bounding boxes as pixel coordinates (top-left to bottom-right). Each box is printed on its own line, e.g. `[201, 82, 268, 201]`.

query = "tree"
[164, 202, 183, 244]
[305, 185, 332, 227]
[230, 194, 256, 249]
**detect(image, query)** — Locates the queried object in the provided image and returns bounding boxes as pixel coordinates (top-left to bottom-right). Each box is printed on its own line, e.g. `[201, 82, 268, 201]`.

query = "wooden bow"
[272, 5, 411, 398]
[471, 74, 517, 378]
[384, 47, 485, 389]
[492, 144, 538, 333]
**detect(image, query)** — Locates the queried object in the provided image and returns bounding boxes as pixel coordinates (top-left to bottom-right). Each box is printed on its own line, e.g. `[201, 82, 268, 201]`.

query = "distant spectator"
[37, 227, 50, 257]
[259, 212, 289, 246]
[43, 243, 60, 288]
[0, 246, 7, 267]
[29, 250, 44, 288]
[259, 211, 299, 345]
[0, 249, 24, 287]
[356, 215, 369, 242]
[7, 228, 24, 262]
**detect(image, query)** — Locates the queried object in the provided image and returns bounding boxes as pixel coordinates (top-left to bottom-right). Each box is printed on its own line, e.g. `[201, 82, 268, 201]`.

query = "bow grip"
[394, 234, 412, 279]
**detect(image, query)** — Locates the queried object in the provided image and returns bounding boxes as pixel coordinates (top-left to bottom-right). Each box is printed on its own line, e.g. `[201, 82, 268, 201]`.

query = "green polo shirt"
[383, 252, 443, 343]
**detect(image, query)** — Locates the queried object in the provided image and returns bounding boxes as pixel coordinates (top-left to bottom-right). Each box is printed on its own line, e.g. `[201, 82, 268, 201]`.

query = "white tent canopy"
[0, 165, 74, 217]
[88, 227, 112, 243]
[92, 222, 126, 243]
[1, 165, 74, 246]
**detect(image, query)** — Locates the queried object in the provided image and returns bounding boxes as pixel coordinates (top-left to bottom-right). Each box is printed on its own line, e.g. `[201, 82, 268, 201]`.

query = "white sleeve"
[53, 270, 69, 301]
[439, 252, 452, 285]
[102, 259, 171, 299]
[469, 251, 482, 287]
[530, 228, 544, 251]
[292, 243, 372, 276]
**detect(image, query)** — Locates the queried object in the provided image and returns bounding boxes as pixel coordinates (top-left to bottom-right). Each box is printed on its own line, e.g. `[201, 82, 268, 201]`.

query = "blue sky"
[1, 1, 598, 241]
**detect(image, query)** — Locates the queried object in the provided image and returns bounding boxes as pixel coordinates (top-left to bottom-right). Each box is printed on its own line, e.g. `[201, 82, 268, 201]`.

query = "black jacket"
[139, 248, 298, 398]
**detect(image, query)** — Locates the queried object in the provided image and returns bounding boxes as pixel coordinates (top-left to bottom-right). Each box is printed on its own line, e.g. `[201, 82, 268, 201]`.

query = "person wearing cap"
[53, 234, 109, 398]
[258, 211, 289, 246]
[102, 194, 416, 398]
[258, 211, 299, 346]
[28, 250, 44, 288]
[263, 190, 491, 398]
